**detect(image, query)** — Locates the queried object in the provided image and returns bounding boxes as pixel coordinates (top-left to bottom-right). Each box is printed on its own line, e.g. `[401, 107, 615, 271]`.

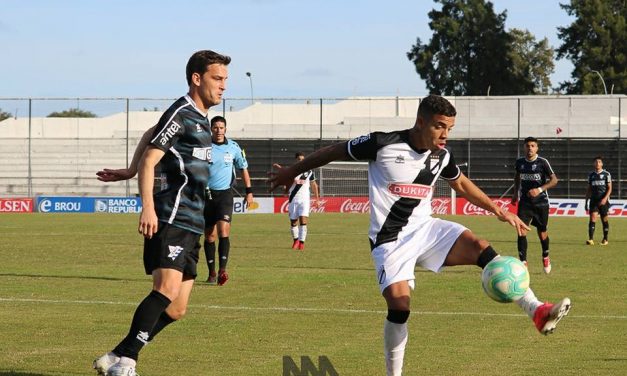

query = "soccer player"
[585, 156, 612, 245]
[511, 137, 558, 274]
[204, 115, 253, 285]
[274, 152, 320, 250]
[93, 50, 230, 376]
[269, 95, 571, 376]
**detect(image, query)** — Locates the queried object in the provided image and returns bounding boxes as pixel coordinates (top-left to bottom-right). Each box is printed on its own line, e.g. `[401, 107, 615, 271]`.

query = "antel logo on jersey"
[159, 121, 181, 146]
[340, 198, 370, 213]
[350, 134, 371, 145]
[388, 183, 432, 199]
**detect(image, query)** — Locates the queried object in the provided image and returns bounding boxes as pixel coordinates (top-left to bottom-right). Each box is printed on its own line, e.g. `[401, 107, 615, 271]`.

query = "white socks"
[290, 226, 298, 240]
[384, 320, 408, 376]
[516, 287, 543, 318]
[298, 225, 308, 242]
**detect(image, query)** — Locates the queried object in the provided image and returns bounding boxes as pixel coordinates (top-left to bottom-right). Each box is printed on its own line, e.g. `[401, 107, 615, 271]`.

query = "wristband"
[245, 187, 253, 194]
[538, 187, 543, 193]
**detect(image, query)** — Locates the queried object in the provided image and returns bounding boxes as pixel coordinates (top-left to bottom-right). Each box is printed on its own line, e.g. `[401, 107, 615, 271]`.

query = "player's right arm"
[138, 146, 165, 239]
[269, 142, 349, 192]
[97, 125, 157, 182]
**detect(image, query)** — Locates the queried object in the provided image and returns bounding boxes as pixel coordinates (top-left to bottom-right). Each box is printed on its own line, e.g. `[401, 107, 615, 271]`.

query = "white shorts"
[288, 199, 310, 220]
[372, 217, 467, 293]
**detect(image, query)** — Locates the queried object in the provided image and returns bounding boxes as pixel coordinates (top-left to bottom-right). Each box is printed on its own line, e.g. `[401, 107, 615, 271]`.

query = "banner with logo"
[94, 197, 142, 214]
[455, 198, 627, 217]
[0, 198, 33, 213]
[233, 198, 274, 214]
[37, 196, 95, 213]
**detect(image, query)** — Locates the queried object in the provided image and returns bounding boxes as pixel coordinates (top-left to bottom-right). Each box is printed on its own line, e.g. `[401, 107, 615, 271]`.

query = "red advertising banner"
[456, 198, 517, 216]
[0, 198, 33, 213]
[274, 196, 453, 214]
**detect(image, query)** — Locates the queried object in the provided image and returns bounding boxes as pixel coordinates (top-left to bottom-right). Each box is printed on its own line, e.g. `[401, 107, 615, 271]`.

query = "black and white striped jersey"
[346, 130, 460, 248]
[288, 170, 315, 203]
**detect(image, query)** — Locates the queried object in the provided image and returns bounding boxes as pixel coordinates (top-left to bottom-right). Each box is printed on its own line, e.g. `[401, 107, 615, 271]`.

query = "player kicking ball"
[269, 95, 571, 376]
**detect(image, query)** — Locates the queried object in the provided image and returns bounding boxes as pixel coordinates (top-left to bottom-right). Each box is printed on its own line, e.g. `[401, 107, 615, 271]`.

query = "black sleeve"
[439, 150, 461, 180]
[346, 133, 380, 161]
[149, 113, 184, 152]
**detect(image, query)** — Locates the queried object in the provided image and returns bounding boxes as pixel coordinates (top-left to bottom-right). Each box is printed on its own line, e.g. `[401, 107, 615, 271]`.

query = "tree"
[47, 108, 97, 118]
[556, 0, 627, 94]
[0, 108, 12, 122]
[509, 29, 555, 94]
[407, 0, 534, 95]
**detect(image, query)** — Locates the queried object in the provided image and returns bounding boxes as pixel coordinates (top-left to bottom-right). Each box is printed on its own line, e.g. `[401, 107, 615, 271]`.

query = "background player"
[204, 115, 253, 285]
[93, 50, 230, 376]
[585, 156, 612, 245]
[269, 95, 571, 376]
[511, 137, 558, 274]
[273, 152, 319, 251]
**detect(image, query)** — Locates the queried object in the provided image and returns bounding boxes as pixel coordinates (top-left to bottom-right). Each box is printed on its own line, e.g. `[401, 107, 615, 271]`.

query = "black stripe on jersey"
[373, 149, 446, 248]
[288, 171, 312, 203]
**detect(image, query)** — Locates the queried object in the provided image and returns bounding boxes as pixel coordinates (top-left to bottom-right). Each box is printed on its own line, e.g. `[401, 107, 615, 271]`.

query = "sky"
[0, 0, 575, 99]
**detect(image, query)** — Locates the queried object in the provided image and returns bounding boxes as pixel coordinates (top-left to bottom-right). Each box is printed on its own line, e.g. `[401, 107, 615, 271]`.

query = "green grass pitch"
[0, 213, 625, 375]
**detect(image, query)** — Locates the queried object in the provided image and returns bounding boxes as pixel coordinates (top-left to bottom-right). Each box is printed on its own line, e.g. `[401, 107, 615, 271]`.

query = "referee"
[204, 115, 253, 285]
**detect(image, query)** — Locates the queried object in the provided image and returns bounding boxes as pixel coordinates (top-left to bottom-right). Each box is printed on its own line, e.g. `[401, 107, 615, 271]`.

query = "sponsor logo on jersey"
[192, 147, 212, 161]
[520, 173, 542, 181]
[591, 180, 606, 186]
[350, 134, 371, 145]
[159, 121, 181, 146]
[195, 123, 203, 132]
[395, 155, 405, 164]
[168, 245, 184, 260]
[388, 183, 432, 199]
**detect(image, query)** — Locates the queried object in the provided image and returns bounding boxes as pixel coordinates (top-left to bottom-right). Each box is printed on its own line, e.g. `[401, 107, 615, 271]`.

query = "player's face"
[524, 142, 538, 159]
[416, 114, 455, 152]
[211, 121, 226, 143]
[594, 159, 603, 171]
[296, 155, 304, 162]
[196, 63, 228, 108]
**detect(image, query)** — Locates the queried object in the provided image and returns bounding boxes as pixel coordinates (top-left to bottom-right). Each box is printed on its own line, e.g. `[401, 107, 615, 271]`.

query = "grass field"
[0, 213, 625, 375]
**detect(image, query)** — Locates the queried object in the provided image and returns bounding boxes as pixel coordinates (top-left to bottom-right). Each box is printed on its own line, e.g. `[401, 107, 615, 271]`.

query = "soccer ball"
[481, 256, 530, 303]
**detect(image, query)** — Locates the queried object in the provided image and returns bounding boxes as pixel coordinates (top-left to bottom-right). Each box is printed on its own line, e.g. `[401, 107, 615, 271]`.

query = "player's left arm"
[240, 168, 254, 208]
[311, 179, 320, 207]
[601, 179, 612, 205]
[448, 173, 529, 235]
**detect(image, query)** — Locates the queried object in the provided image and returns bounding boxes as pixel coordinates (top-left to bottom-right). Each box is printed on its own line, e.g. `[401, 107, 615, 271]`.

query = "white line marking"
[1, 297, 625, 320]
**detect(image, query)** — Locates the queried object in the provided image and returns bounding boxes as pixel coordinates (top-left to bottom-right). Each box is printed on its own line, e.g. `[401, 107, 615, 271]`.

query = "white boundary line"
[1, 297, 625, 320]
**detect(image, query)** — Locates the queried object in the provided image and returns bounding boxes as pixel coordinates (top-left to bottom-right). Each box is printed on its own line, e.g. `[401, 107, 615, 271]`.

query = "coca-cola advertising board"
[273, 196, 453, 214]
[455, 198, 627, 217]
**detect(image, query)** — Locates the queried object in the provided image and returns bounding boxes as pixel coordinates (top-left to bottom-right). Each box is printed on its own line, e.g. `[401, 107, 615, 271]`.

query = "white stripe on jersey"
[167, 147, 189, 224]
[151, 102, 191, 145]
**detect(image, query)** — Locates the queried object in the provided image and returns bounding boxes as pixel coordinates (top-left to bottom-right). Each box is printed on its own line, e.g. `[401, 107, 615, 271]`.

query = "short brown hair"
[186, 50, 231, 86]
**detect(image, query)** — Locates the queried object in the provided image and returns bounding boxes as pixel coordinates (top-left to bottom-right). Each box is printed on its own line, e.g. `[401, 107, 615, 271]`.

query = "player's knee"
[154, 284, 181, 301]
[387, 309, 410, 324]
[167, 306, 187, 320]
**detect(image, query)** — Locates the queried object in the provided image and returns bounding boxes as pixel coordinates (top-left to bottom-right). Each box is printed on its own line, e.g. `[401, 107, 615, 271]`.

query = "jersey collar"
[184, 94, 209, 118]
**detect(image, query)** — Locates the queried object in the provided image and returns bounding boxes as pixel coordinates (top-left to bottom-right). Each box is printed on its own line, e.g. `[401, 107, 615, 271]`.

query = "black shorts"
[204, 189, 234, 229]
[143, 223, 201, 277]
[590, 198, 610, 216]
[517, 203, 549, 232]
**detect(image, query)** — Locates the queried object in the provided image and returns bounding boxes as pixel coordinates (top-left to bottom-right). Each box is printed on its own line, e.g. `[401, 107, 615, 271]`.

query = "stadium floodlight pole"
[589, 69, 608, 95]
[246, 72, 254, 104]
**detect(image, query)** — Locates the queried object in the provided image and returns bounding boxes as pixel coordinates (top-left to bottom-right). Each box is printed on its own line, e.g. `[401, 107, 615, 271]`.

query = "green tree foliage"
[509, 29, 555, 94]
[557, 0, 627, 94]
[407, 0, 540, 95]
[47, 108, 97, 118]
[0, 108, 12, 122]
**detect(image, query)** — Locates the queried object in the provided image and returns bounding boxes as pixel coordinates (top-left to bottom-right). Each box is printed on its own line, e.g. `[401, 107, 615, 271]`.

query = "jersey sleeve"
[346, 133, 381, 161]
[309, 171, 316, 181]
[542, 158, 555, 176]
[149, 112, 185, 151]
[439, 150, 461, 180]
[233, 143, 249, 170]
[606, 171, 612, 183]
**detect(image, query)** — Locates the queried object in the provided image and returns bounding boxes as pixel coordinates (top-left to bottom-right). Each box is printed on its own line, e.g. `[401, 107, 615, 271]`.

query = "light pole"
[246, 72, 254, 104]
[589, 69, 608, 95]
